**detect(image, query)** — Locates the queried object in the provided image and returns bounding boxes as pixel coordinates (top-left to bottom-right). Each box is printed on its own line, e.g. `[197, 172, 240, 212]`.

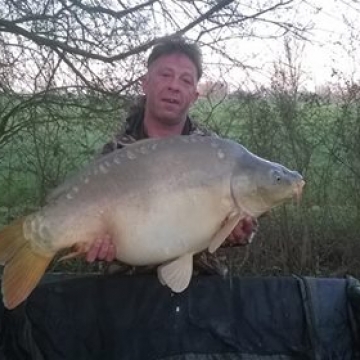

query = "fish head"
[231, 151, 305, 217]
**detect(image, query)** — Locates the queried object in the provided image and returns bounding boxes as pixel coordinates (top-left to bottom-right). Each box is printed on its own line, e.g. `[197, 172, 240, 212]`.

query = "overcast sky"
[200, 0, 359, 92]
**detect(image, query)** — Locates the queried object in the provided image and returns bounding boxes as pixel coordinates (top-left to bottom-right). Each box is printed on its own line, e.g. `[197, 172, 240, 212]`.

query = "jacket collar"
[124, 108, 195, 140]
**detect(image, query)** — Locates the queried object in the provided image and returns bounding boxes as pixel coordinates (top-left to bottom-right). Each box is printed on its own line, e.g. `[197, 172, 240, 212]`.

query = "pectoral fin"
[157, 253, 193, 293]
[58, 243, 89, 261]
[208, 212, 241, 253]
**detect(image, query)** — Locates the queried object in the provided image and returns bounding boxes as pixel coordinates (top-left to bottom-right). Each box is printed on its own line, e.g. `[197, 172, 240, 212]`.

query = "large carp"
[0, 134, 305, 309]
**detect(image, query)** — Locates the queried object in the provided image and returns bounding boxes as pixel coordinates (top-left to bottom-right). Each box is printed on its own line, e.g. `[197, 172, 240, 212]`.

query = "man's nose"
[167, 77, 181, 91]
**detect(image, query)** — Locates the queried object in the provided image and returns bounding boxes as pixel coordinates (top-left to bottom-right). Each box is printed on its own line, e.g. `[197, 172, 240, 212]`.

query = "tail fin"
[0, 218, 54, 310]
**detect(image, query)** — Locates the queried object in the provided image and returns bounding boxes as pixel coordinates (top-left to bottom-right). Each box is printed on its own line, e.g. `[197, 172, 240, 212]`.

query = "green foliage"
[1, 90, 360, 277]
[0, 93, 125, 218]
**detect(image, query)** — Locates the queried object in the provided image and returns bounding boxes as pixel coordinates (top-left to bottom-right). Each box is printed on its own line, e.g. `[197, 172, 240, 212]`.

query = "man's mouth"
[162, 98, 180, 105]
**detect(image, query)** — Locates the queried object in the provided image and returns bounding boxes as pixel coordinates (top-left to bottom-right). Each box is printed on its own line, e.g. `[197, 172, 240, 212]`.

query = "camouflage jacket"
[100, 108, 217, 155]
[99, 109, 236, 277]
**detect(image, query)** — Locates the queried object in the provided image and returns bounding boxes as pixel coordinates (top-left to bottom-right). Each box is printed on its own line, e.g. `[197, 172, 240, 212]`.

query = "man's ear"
[191, 90, 199, 105]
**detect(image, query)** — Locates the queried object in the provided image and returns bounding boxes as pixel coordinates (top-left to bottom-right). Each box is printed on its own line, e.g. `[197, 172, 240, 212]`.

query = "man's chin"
[157, 112, 185, 126]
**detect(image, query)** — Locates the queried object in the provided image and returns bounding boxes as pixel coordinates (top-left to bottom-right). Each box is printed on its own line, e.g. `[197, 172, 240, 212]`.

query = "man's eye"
[182, 78, 192, 85]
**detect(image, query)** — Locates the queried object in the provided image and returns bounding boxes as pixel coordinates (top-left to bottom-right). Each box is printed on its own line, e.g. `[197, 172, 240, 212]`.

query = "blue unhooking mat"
[0, 273, 360, 360]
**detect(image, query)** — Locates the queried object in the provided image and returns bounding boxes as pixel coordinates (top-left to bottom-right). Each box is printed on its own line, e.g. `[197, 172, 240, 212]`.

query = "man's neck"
[143, 114, 187, 138]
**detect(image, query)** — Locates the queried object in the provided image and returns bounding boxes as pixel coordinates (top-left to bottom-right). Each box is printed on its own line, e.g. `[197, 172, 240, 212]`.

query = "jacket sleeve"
[101, 140, 119, 155]
[96, 123, 128, 158]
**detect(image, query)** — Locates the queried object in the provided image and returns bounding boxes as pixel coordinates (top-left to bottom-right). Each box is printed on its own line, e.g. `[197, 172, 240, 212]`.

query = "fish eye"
[272, 170, 282, 184]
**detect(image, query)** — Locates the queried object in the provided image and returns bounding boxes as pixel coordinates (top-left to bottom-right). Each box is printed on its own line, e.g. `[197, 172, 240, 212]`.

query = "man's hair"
[147, 36, 203, 80]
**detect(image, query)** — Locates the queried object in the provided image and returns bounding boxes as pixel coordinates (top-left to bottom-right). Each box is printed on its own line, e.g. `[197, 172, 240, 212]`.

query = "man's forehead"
[148, 53, 198, 76]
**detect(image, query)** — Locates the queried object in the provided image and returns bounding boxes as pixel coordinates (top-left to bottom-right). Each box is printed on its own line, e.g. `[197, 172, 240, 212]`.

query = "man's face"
[142, 53, 199, 125]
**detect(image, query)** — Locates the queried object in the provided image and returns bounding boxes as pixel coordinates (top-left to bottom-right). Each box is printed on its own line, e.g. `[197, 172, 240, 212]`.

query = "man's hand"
[85, 235, 117, 263]
[225, 216, 258, 246]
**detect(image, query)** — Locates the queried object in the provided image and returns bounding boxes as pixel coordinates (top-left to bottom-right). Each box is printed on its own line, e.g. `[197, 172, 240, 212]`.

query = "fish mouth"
[293, 179, 305, 203]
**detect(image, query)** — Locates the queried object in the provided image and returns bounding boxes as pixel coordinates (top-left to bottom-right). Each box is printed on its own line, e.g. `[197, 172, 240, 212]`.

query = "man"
[85, 37, 258, 274]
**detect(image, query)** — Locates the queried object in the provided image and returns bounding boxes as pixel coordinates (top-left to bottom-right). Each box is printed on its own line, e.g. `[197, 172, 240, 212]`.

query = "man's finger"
[105, 243, 116, 262]
[242, 223, 253, 236]
[232, 223, 246, 239]
[98, 236, 111, 260]
[86, 239, 102, 262]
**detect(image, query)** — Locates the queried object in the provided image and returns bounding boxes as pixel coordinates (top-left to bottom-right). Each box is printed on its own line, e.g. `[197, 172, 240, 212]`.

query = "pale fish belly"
[110, 186, 234, 266]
